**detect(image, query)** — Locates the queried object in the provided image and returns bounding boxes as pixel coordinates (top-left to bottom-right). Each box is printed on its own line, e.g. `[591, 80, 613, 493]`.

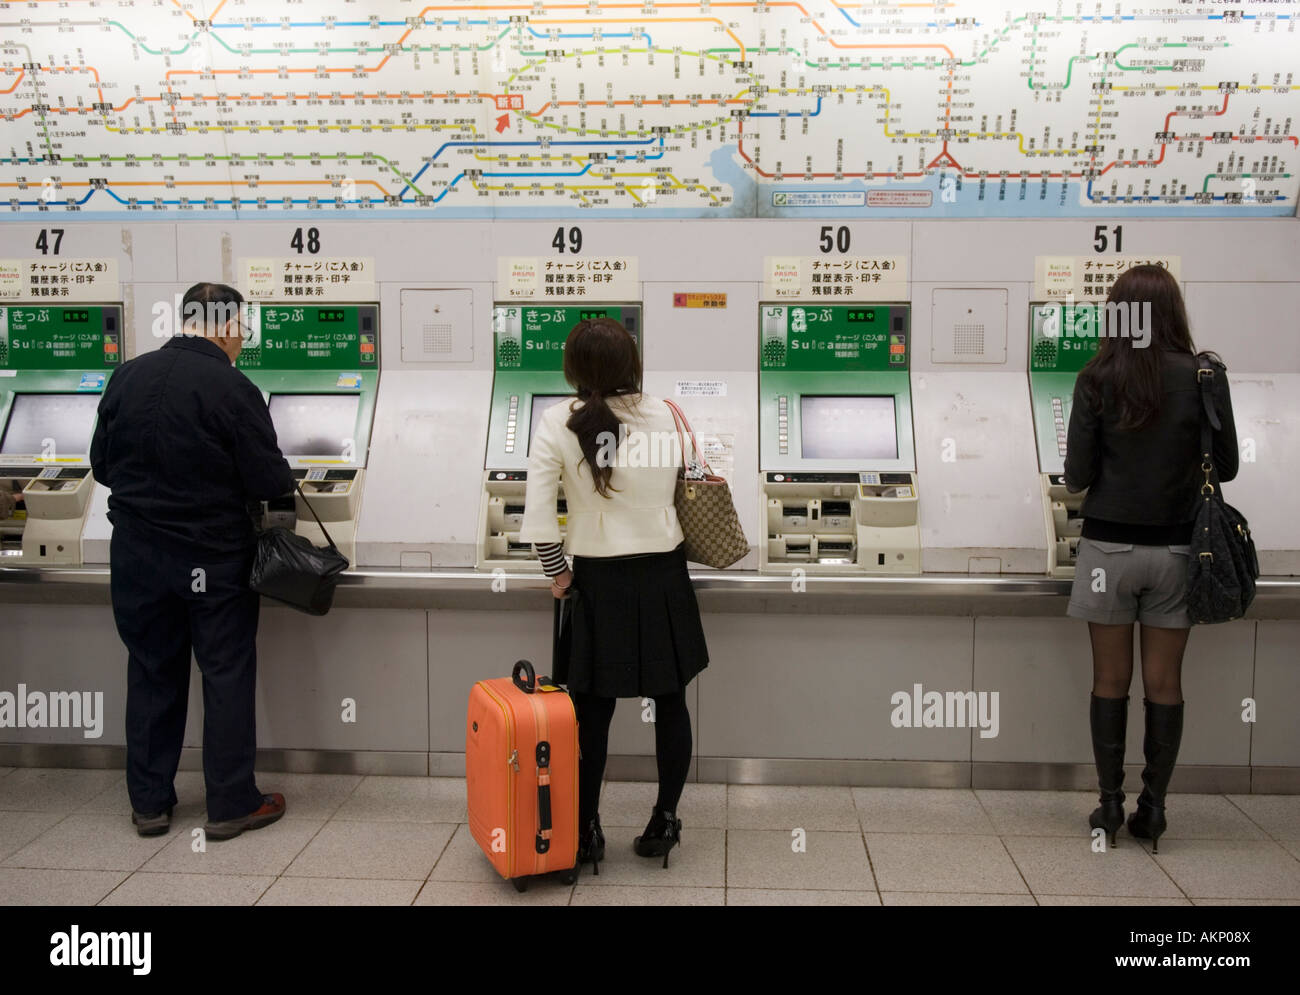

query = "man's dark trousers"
[110, 525, 263, 822]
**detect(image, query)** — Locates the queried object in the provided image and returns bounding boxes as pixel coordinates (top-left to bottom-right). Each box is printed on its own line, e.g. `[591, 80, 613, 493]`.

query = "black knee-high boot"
[1088, 694, 1128, 844]
[1127, 700, 1184, 854]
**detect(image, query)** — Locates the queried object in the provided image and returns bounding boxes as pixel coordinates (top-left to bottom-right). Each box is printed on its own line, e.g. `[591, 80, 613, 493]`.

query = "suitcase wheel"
[511, 877, 528, 893]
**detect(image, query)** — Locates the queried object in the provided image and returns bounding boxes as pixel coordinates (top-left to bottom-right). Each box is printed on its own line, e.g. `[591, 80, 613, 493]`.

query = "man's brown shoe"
[132, 807, 173, 837]
[204, 793, 286, 841]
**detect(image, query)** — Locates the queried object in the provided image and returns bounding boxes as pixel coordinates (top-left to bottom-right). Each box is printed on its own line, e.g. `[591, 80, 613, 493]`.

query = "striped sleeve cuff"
[534, 542, 570, 577]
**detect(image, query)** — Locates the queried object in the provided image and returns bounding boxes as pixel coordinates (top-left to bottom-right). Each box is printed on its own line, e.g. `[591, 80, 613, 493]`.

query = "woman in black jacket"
[1064, 264, 1237, 852]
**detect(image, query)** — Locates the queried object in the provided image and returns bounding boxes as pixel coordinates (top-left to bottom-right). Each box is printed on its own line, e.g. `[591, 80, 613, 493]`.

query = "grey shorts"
[1066, 538, 1192, 628]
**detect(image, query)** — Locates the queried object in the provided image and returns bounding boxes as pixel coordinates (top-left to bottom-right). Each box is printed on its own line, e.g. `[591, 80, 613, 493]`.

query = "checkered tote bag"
[664, 399, 749, 569]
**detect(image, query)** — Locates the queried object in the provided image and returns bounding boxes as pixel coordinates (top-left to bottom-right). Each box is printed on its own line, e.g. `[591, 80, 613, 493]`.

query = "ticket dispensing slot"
[1044, 472, 1085, 575]
[478, 303, 641, 571]
[0, 304, 120, 565]
[237, 303, 379, 567]
[758, 303, 919, 575]
[1028, 302, 1097, 577]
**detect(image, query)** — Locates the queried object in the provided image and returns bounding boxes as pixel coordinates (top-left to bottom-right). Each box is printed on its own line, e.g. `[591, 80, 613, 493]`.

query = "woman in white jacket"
[519, 317, 709, 875]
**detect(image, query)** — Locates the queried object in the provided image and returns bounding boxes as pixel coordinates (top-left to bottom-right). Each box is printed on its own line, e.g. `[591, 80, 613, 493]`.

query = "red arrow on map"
[494, 113, 511, 134]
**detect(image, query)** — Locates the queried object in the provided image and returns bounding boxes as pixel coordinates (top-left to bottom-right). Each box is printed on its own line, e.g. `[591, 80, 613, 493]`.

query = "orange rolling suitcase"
[466, 659, 579, 891]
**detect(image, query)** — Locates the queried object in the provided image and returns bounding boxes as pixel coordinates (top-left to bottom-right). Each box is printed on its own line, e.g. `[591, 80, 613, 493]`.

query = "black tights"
[573, 690, 693, 827]
[1089, 622, 1189, 705]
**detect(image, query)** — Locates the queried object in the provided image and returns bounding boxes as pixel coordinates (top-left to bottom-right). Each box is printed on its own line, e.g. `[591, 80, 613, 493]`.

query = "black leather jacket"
[1064, 351, 1238, 540]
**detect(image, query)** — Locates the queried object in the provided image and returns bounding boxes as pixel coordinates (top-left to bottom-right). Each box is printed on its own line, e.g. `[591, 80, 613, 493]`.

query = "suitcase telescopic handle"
[512, 660, 536, 694]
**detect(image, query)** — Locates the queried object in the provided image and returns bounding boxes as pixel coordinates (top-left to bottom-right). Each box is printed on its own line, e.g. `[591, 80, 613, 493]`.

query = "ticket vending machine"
[237, 303, 379, 566]
[477, 303, 641, 571]
[757, 303, 919, 574]
[0, 304, 120, 564]
[1028, 301, 1100, 576]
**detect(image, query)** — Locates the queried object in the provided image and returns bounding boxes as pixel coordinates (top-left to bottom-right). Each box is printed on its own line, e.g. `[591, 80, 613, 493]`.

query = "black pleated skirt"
[559, 543, 709, 698]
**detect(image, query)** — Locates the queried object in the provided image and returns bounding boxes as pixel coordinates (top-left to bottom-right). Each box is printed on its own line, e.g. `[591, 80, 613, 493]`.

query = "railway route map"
[2, 0, 1297, 219]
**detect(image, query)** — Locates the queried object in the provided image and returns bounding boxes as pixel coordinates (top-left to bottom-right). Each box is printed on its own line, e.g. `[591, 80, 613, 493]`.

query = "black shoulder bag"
[1186, 359, 1259, 624]
[249, 482, 350, 616]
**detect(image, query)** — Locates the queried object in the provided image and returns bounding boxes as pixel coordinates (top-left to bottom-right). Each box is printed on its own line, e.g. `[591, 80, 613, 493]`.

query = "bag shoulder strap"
[294, 481, 340, 551]
[1194, 356, 1222, 495]
[663, 398, 713, 475]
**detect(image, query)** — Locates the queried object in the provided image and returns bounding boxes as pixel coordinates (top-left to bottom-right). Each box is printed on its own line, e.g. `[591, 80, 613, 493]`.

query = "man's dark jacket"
[90, 336, 293, 559]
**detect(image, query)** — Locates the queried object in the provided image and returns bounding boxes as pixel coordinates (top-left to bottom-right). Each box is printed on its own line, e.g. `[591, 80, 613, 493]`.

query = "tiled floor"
[2, 766, 1299, 906]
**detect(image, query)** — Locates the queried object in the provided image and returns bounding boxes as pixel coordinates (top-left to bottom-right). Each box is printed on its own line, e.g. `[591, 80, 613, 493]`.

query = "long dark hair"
[562, 317, 641, 497]
[1076, 264, 1203, 430]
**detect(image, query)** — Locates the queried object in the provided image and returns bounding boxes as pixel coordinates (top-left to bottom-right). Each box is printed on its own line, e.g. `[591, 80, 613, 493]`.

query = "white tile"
[3, 812, 176, 871]
[99, 872, 273, 906]
[595, 781, 726, 829]
[853, 788, 996, 835]
[0, 810, 65, 861]
[1226, 795, 1300, 840]
[975, 790, 1099, 837]
[728, 785, 859, 831]
[727, 829, 875, 891]
[0, 768, 124, 812]
[1190, 898, 1300, 906]
[865, 834, 1028, 895]
[570, 884, 724, 906]
[143, 816, 323, 876]
[882, 892, 1038, 906]
[1038, 895, 1193, 906]
[259, 877, 422, 906]
[283, 820, 454, 880]
[0, 868, 128, 905]
[413, 880, 574, 906]
[1002, 836, 1183, 898]
[333, 776, 465, 823]
[75, 772, 206, 821]
[428, 824, 509, 884]
[1153, 839, 1300, 899]
[727, 889, 880, 906]
[1144, 795, 1269, 840]
[250, 773, 363, 820]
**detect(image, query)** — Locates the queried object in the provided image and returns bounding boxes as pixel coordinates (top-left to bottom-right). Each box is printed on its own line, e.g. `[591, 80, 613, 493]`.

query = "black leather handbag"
[1186, 358, 1259, 624]
[249, 483, 350, 616]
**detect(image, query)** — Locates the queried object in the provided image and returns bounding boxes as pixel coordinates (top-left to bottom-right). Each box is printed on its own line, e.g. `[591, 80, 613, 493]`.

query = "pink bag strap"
[664, 398, 713, 476]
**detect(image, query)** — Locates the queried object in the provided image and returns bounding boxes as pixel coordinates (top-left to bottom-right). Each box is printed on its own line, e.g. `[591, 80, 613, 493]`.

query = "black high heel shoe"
[1127, 798, 1168, 853]
[575, 814, 605, 876]
[633, 808, 683, 869]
